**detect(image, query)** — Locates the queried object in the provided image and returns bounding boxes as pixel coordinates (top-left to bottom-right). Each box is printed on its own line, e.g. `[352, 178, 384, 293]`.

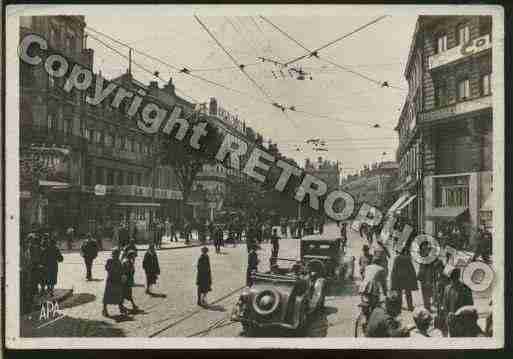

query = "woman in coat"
[196, 246, 212, 306]
[391, 247, 418, 311]
[42, 237, 63, 296]
[103, 248, 125, 317]
[121, 250, 139, 312]
[143, 244, 160, 294]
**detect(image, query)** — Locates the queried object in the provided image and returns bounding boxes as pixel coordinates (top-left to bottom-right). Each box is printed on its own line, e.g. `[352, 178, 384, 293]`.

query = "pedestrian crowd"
[355, 218, 493, 338]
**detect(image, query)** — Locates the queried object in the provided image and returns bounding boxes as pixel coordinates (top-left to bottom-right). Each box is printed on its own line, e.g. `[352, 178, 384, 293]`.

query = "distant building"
[341, 161, 399, 209]
[304, 157, 341, 190]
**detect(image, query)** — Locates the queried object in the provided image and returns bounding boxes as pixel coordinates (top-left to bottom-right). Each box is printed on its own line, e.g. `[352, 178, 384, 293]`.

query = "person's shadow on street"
[148, 292, 167, 298]
[110, 314, 135, 323]
[204, 304, 226, 312]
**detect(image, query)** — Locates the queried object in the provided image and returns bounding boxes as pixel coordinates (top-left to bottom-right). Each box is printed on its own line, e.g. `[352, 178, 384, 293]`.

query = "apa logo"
[39, 300, 63, 321]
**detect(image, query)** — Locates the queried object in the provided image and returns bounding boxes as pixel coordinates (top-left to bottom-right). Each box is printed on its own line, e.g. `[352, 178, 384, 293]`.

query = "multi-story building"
[304, 157, 341, 190]
[20, 16, 93, 234]
[19, 16, 184, 240]
[341, 161, 399, 209]
[396, 15, 493, 239]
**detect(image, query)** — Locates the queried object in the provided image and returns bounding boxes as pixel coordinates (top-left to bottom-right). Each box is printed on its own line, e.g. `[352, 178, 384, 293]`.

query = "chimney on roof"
[164, 77, 175, 95]
[149, 80, 159, 89]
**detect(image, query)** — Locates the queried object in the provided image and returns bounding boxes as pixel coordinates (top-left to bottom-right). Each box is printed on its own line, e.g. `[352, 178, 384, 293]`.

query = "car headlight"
[252, 289, 280, 316]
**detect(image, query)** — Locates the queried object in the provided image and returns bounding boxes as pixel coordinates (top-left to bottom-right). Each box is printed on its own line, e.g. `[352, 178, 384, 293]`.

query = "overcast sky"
[11, 5, 421, 177]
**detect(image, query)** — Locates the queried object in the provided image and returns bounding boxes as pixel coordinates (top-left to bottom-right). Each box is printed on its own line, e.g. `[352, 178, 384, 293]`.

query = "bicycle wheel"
[354, 312, 367, 337]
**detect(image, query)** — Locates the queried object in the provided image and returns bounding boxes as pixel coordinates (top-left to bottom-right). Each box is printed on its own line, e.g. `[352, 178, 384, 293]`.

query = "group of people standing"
[23, 232, 64, 304]
[357, 220, 492, 338]
[101, 243, 161, 317]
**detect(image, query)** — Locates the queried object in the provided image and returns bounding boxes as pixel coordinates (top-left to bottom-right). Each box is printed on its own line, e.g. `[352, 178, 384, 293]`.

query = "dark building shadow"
[148, 292, 167, 298]
[21, 315, 126, 337]
[205, 304, 226, 312]
[59, 293, 96, 310]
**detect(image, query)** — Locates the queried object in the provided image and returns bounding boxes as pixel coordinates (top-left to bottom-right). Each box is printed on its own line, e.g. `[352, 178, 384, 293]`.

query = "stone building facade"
[396, 15, 493, 240]
[19, 16, 184, 240]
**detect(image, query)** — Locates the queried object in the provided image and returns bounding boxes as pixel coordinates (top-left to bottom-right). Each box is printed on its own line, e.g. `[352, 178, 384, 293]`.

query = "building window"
[436, 33, 447, 53]
[435, 176, 469, 208]
[63, 118, 72, 135]
[434, 80, 448, 107]
[127, 172, 133, 186]
[136, 173, 142, 186]
[47, 113, 55, 130]
[481, 73, 491, 96]
[134, 141, 140, 153]
[96, 167, 104, 185]
[88, 129, 95, 144]
[107, 170, 114, 185]
[83, 127, 90, 140]
[117, 171, 124, 185]
[94, 130, 103, 145]
[457, 79, 471, 101]
[104, 133, 113, 147]
[457, 24, 471, 45]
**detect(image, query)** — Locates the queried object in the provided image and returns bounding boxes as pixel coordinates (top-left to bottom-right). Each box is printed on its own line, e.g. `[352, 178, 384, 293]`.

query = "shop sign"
[420, 96, 492, 123]
[428, 34, 491, 70]
[94, 184, 106, 196]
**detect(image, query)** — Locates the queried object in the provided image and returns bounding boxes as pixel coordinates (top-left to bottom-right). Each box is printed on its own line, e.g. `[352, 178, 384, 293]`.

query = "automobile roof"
[300, 235, 339, 243]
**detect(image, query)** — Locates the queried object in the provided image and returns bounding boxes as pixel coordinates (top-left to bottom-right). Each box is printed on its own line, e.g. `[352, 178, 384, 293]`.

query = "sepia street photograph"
[3, 4, 505, 349]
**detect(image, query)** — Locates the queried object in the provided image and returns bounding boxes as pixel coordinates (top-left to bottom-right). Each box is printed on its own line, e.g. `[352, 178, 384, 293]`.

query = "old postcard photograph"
[3, 4, 505, 349]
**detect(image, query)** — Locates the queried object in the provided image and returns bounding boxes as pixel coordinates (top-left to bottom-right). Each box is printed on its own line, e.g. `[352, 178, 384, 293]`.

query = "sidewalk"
[58, 237, 207, 254]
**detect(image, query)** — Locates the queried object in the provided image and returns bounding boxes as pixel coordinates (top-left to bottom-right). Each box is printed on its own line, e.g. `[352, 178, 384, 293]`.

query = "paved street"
[22, 222, 491, 338]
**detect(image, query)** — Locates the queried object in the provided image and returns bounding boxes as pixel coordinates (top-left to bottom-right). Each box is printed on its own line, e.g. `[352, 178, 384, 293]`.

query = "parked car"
[231, 259, 326, 336]
[300, 235, 355, 283]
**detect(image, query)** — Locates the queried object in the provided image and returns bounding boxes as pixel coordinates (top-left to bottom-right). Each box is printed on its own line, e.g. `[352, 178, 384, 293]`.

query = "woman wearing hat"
[143, 243, 160, 294]
[103, 248, 125, 316]
[196, 246, 212, 306]
[121, 250, 139, 312]
[42, 237, 63, 296]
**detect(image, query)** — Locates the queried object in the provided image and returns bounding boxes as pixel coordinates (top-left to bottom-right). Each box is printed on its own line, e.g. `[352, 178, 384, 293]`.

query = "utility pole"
[128, 48, 132, 76]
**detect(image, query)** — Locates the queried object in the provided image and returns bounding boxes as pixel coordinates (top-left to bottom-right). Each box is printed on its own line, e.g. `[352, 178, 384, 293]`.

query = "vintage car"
[300, 235, 355, 283]
[231, 260, 326, 335]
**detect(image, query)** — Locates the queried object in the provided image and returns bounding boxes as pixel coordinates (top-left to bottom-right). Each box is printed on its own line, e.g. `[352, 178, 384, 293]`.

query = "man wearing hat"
[121, 249, 139, 312]
[103, 248, 125, 316]
[448, 305, 485, 337]
[366, 292, 410, 337]
[81, 234, 99, 281]
[440, 267, 473, 335]
[410, 307, 443, 337]
[246, 245, 259, 287]
[196, 246, 212, 306]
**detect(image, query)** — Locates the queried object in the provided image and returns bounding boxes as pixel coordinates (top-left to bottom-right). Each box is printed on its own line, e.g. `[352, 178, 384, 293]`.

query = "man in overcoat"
[196, 246, 212, 306]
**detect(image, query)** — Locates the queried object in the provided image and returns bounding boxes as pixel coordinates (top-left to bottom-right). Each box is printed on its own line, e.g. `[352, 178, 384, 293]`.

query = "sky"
[13, 5, 419, 178]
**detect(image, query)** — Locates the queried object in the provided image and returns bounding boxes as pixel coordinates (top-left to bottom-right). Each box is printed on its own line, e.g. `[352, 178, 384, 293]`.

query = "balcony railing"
[420, 95, 492, 123]
[428, 34, 491, 70]
[87, 144, 151, 164]
[81, 184, 183, 200]
[21, 124, 87, 150]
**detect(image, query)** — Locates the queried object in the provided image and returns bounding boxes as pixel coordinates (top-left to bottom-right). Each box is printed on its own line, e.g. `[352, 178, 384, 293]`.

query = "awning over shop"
[425, 207, 468, 221]
[116, 202, 161, 207]
[386, 194, 411, 215]
[396, 195, 417, 212]
[39, 180, 71, 187]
